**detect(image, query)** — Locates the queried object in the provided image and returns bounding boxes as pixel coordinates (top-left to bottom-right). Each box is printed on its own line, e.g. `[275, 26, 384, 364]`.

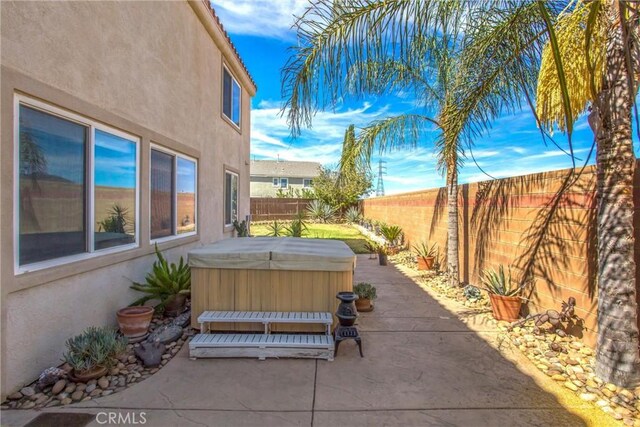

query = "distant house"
[250, 160, 321, 197]
[0, 0, 255, 397]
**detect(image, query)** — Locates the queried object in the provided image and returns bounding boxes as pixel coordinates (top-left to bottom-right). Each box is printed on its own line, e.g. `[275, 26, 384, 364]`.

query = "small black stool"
[334, 326, 363, 357]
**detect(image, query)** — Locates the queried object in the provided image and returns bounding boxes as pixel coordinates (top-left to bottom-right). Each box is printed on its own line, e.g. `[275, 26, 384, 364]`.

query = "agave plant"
[130, 245, 191, 312]
[379, 224, 403, 246]
[266, 220, 285, 237]
[480, 265, 522, 296]
[63, 327, 127, 374]
[344, 206, 362, 224]
[285, 212, 308, 237]
[413, 241, 438, 258]
[306, 199, 336, 223]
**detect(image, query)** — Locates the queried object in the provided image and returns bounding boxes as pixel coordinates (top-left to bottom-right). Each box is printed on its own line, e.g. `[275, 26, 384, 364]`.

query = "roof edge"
[188, 0, 257, 95]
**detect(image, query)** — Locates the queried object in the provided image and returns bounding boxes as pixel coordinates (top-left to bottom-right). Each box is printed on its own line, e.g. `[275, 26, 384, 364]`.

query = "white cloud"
[210, 0, 307, 39]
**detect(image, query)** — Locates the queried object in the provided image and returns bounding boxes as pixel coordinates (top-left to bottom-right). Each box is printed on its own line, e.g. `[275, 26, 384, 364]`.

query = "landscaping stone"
[8, 392, 23, 401]
[21, 401, 35, 409]
[51, 379, 66, 395]
[20, 387, 35, 397]
[60, 398, 72, 405]
[86, 383, 96, 393]
[98, 377, 109, 389]
[71, 390, 84, 401]
[148, 324, 183, 344]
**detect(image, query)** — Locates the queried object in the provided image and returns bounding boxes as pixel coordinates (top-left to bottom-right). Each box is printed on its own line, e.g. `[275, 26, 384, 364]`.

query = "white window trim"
[13, 94, 140, 275]
[272, 177, 279, 187]
[224, 170, 239, 227]
[149, 144, 198, 244]
[280, 178, 289, 189]
[222, 65, 242, 129]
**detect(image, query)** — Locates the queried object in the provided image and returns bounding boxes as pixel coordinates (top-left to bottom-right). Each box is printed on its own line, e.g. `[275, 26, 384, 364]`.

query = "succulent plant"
[354, 282, 377, 300]
[63, 327, 127, 373]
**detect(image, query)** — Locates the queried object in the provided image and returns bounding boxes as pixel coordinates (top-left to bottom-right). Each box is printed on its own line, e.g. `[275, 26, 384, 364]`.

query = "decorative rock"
[61, 397, 72, 405]
[551, 375, 566, 382]
[8, 392, 23, 400]
[71, 390, 84, 401]
[579, 393, 597, 402]
[605, 383, 617, 392]
[35, 395, 48, 405]
[75, 383, 85, 392]
[21, 401, 35, 409]
[117, 362, 125, 370]
[98, 377, 109, 390]
[171, 310, 191, 328]
[20, 386, 35, 397]
[572, 380, 584, 388]
[148, 324, 183, 345]
[46, 400, 60, 408]
[596, 400, 609, 407]
[135, 341, 166, 367]
[566, 358, 579, 366]
[109, 368, 120, 376]
[87, 379, 97, 386]
[30, 392, 44, 401]
[52, 379, 66, 395]
[602, 388, 614, 398]
[127, 355, 137, 364]
[564, 381, 578, 391]
[57, 392, 69, 401]
[102, 390, 113, 396]
[37, 367, 67, 389]
[90, 389, 102, 397]
[619, 389, 634, 401]
[81, 396, 92, 402]
[86, 384, 96, 393]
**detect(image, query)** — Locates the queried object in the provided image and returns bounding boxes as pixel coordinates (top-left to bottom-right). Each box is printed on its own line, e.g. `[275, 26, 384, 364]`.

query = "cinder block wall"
[362, 163, 640, 347]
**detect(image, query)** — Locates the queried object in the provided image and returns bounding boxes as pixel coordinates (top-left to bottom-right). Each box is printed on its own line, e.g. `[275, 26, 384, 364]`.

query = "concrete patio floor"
[1, 255, 615, 427]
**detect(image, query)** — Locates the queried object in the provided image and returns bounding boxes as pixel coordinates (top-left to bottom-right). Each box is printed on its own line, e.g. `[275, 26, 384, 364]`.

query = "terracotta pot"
[117, 306, 153, 338]
[489, 294, 522, 322]
[379, 254, 388, 266]
[164, 294, 187, 317]
[417, 256, 435, 270]
[355, 298, 374, 312]
[69, 365, 108, 383]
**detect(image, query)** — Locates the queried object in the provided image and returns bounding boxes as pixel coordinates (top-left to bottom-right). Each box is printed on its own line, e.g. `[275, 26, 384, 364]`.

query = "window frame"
[149, 144, 198, 244]
[221, 64, 242, 130]
[224, 169, 239, 228]
[272, 177, 279, 187]
[279, 178, 289, 189]
[13, 94, 141, 275]
[303, 179, 313, 188]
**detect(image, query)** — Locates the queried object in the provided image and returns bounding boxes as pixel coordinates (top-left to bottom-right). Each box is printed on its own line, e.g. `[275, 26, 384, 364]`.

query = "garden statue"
[508, 297, 578, 336]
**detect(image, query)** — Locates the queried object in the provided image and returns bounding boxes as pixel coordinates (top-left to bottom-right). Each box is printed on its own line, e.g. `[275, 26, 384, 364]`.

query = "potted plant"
[378, 245, 389, 266]
[64, 327, 127, 382]
[480, 265, 523, 322]
[380, 224, 403, 253]
[413, 241, 438, 270]
[130, 245, 191, 317]
[354, 282, 377, 312]
[116, 305, 154, 341]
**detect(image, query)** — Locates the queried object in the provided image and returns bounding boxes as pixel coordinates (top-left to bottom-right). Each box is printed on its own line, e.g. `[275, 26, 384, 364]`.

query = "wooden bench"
[189, 333, 334, 361]
[197, 311, 333, 335]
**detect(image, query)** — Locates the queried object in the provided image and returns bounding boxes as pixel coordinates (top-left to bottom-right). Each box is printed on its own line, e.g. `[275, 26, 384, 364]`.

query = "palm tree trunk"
[594, 0, 640, 388]
[447, 161, 460, 287]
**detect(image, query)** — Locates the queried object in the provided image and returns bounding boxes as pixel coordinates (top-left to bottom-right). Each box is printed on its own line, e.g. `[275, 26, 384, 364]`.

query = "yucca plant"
[344, 206, 362, 224]
[480, 265, 521, 297]
[285, 212, 308, 237]
[63, 327, 127, 374]
[130, 245, 191, 313]
[306, 199, 336, 223]
[413, 241, 438, 259]
[379, 224, 403, 246]
[266, 220, 285, 237]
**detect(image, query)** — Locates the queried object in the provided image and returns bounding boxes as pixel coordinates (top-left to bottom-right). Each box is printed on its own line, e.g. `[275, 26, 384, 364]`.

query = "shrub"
[266, 220, 285, 236]
[130, 245, 191, 311]
[344, 206, 362, 224]
[380, 224, 403, 245]
[354, 282, 377, 300]
[285, 212, 308, 237]
[63, 327, 127, 373]
[306, 200, 336, 223]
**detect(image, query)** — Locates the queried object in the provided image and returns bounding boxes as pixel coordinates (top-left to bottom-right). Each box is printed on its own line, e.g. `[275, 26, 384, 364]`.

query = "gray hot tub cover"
[188, 237, 356, 271]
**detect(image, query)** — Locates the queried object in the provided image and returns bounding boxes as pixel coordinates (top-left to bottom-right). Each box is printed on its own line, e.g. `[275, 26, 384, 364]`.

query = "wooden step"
[189, 333, 334, 361]
[197, 311, 333, 334]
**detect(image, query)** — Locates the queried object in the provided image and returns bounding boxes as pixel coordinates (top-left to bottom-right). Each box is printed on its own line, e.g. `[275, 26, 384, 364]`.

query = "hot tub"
[188, 237, 356, 332]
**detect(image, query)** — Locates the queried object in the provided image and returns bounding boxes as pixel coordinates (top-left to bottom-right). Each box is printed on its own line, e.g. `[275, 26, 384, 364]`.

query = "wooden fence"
[250, 198, 314, 221]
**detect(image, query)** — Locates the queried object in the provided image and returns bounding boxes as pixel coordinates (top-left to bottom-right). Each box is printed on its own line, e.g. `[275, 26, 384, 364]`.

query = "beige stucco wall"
[0, 0, 255, 397]
[250, 177, 313, 197]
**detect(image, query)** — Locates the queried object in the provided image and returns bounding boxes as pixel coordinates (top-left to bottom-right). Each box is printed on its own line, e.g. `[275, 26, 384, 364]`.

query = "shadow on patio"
[6, 255, 598, 427]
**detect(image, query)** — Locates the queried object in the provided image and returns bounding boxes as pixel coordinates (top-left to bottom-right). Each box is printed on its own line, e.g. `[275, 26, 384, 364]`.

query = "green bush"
[380, 224, 403, 245]
[306, 200, 336, 223]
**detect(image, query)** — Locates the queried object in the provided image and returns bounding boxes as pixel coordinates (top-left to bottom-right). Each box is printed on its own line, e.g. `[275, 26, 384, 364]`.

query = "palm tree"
[533, 0, 640, 387]
[282, 0, 544, 288]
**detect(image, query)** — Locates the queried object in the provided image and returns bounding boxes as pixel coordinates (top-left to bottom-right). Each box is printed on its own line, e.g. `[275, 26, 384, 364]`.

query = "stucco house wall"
[0, 0, 256, 397]
[250, 177, 313, 197]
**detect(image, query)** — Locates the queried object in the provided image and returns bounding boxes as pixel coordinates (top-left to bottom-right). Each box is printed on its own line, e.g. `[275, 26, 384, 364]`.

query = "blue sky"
[212, 0, 638, 195]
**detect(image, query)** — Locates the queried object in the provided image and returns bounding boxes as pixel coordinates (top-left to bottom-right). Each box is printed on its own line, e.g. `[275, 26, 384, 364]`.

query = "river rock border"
[1, 312, 194, 410]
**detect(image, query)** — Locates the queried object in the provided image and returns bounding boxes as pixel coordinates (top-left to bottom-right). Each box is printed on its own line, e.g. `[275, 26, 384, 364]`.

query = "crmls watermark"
[95, 411, 147, 425]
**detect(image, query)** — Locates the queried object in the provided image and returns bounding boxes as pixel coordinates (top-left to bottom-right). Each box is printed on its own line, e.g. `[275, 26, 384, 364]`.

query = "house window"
[224, 170, 238, 226]
[16, 98, 139, 269]
[272, 178, 279, 187]
[222, 66, 241, 127]
[279, 178, 288, 189]
[303, 179, 313, 188]
[150, 147, 197, 240]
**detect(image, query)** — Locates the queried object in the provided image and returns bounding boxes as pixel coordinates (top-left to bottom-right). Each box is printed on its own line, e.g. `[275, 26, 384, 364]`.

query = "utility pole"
[375, 160, 386, 197]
